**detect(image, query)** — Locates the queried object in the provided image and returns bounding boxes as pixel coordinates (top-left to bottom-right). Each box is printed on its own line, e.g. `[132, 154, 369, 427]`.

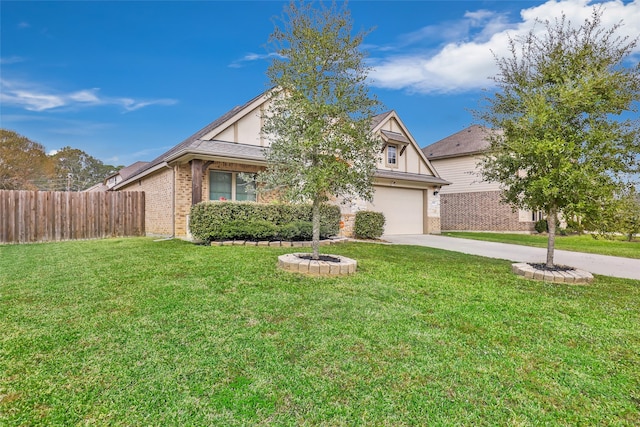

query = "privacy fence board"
[0, 190, 145, 244]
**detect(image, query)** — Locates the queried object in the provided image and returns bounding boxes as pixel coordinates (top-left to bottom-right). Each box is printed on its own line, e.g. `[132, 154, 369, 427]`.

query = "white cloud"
[0, 78, 178, 112]
[0, 56, 26, 65]
[370, 0, 640, 94]
[229, 52, 286, 68]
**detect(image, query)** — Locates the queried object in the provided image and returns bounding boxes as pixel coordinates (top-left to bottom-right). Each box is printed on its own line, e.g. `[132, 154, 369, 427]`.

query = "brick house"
[113, 90, 449, 238]
[422, 125, 538, 232]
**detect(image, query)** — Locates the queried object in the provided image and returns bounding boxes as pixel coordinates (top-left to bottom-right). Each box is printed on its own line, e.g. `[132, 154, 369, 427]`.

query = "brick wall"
[119, 168, 174, 236]
[174, 163, 192, 237]
[440, 190, 535, 232]
[175, 161, 268, 237]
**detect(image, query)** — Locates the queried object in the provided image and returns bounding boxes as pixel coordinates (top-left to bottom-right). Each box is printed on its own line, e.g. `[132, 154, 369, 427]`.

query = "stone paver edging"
[278, 253, 357, 276]
[512, 263, 594, 284]
[210, 238, 349, 247]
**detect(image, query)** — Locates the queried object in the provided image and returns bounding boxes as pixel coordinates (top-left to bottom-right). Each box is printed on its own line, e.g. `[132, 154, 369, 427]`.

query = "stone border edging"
[512, 263, 594, 284]
[210, 238, 349, 247]
[278, 253, 357, 276]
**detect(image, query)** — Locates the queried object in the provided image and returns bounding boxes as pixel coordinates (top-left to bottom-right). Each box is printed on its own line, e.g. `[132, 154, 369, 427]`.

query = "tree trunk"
[546, 206, 557, 268]
[311, 197, 321, 260]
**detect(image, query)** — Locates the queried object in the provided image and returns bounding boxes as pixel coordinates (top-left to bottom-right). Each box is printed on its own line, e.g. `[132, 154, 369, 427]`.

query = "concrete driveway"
[382, 234, 640, 280]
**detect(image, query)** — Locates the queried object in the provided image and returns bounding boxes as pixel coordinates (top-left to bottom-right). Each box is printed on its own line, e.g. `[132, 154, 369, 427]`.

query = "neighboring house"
[112, 89, 449, 238]
[423, 125, 538, 232]
[85, 161, 149, 192]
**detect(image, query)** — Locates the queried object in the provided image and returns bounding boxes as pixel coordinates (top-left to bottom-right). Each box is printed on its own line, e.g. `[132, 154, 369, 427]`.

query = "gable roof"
[422, 125, 499, 160]
[115, 93, 447, 190]
[117, 161, 149, 181]
[370, 110, 443, 179]
[114, 89, 272, 189]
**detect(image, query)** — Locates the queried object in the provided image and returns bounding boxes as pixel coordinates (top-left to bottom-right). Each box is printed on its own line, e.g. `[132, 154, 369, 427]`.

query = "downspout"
[172, 165, 176, 238]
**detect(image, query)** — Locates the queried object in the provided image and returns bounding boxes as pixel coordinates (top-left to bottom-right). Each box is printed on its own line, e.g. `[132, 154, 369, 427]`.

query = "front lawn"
[443, 231, 640, 259]
[1, 238, 639, 425]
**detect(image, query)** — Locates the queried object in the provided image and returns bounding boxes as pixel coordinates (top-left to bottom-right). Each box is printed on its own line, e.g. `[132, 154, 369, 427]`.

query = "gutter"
[112, 161, 171, 190]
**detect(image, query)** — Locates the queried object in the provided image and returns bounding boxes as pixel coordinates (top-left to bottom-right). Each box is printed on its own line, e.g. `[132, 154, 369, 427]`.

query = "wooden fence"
[0, 190, 145, 244]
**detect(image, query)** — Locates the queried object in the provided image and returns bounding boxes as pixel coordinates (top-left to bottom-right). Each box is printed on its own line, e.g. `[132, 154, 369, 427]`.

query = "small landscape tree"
[476, 9, 640, 268]
[260, 1, 381, 259]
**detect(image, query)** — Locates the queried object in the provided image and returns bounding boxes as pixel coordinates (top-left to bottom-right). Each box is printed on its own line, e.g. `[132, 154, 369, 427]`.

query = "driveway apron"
[382, 234, 640, 280]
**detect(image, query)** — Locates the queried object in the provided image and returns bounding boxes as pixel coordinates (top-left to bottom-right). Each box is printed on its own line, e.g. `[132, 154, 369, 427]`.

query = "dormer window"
[386, 144, 398, 167]
[380, 130, 409, 169]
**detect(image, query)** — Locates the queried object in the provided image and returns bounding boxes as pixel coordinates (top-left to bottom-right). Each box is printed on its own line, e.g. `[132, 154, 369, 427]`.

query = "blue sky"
[2, 0, 639, 167]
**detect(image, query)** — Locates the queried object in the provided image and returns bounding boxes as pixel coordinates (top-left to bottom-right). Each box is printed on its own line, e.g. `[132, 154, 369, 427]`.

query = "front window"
[210, 171, 232, 201]
[235, 174, 256, 201]
[387, 144, 397, 166]
[209, 171, 256, 202]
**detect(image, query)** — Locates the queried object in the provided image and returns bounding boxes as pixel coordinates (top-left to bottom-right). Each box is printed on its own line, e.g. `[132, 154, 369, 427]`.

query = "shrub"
[534, 218, 548, 234]
[354, 211, 386, 239]
[278, 222, 301, 241]
[252, 220, 279, 240]
[290, 221, 313, 241]
[189, 201, 340, 242]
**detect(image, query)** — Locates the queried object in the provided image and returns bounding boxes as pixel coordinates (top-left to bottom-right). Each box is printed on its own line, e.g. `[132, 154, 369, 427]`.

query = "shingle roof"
[118, 161, 149, 181]
[122, 89, 271, 182]
[171, 139, 267, 163]
[370, 111, 393, 130]
[422, 125, 498, 160]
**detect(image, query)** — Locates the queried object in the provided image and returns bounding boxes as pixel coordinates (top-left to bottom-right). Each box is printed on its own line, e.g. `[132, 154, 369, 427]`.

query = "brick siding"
[119, 168, 174, 236]
[440, 190, 535, 232]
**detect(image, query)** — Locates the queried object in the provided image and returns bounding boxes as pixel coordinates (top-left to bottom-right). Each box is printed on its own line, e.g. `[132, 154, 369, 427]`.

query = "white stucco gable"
[370, 111, 442, 179]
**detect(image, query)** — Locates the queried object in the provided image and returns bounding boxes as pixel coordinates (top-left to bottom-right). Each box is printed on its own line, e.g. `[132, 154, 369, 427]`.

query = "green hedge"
[353, 210, 386, 239]
[189, 202, 341, 242]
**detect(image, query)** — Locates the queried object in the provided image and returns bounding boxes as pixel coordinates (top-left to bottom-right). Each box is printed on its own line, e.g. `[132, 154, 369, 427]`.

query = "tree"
[51, 147, 120, 191]
[260, 1, 381, 259]
[0, 129, 53, 190]
[475, 9, 640, 268]
[584, 187, 640, 242]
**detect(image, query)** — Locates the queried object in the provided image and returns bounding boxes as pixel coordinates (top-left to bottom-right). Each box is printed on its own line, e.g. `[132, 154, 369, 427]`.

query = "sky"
[2, 0, 639, 167]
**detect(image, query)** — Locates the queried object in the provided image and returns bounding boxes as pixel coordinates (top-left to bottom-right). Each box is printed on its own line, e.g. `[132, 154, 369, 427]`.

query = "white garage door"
[369, 186, 424, 234]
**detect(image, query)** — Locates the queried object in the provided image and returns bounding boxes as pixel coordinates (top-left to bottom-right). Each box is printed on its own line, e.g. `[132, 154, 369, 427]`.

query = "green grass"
[443, 231, 640, 259]
[1, 238, 639, 425]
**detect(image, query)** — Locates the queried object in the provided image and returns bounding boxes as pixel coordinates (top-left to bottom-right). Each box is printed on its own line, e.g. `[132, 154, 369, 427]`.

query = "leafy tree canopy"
[475, 8, 640, 267]
[260, 0, 381, 258]
[0, 128, 121, 191]
[0, 129, 52, 190]
[51, 146, 120, 191]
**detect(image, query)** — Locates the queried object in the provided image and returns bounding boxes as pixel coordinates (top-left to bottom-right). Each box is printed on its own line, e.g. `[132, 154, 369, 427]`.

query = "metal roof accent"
[380, 129, 410, 145]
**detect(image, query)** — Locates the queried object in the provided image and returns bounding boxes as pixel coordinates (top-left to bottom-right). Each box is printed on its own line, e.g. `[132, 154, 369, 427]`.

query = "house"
[422, 125, 538, 232]
[85, 161, 149, 192]
[113, 90, 449, 237]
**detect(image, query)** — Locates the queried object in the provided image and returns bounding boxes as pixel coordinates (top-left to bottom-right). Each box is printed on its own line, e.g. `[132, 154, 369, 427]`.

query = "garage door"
[369, 186, 424, 234]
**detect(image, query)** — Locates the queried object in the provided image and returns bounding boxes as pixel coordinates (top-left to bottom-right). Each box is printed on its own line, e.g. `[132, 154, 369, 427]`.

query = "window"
[209, 171, 256, 202]
[235, 174, 256, 201]
[386, 144, 397, 167]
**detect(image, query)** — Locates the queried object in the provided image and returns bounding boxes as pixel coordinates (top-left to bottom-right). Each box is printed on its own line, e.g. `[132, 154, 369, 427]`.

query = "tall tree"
[260, 1, 381, 259]
[475, 9, 640, 268]
[0, 129, 53, 190]
[51, 147, 120, 191]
